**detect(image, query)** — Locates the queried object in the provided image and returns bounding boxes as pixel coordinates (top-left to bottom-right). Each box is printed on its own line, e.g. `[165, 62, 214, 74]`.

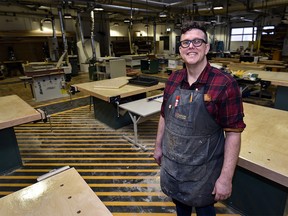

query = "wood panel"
[0, 95, 41, 129]
[0, 168, 112, 216]
[240, 103, 288, 187]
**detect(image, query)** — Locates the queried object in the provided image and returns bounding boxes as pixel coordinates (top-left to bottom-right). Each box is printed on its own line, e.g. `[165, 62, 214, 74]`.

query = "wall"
[109, 22, 234, 54]
[0, 15, 76, 33]
[0, 14, 77, 62]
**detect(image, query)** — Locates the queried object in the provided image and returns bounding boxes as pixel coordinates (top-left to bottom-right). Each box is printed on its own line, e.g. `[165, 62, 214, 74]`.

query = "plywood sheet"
[0, 168, 112, 216]
[93, 76, 129, 89]
[240, 103, 288, 187]
[0, 95, 41, 129]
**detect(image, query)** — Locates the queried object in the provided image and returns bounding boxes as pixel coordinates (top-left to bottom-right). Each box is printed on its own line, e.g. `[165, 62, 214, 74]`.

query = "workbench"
[226, 103, 288, 216]
[0, 95, 42, 174]
[0, 167, 112, 216]
[245, 70, 288, 111]
[73, 76, 165, 129]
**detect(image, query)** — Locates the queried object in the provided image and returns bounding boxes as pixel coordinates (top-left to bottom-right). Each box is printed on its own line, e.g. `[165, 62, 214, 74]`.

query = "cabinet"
[97, 57, 126, 79]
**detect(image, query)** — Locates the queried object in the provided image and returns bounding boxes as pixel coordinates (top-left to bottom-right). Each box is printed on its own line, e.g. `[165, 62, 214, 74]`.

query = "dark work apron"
[160, 85, 225, 207]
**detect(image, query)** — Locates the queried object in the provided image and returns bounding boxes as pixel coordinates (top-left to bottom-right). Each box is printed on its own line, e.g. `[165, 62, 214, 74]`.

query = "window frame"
[231, 27, 257, 42]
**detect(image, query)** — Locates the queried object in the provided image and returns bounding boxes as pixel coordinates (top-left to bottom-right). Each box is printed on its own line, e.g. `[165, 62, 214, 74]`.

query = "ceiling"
[0, 0, 288, 26]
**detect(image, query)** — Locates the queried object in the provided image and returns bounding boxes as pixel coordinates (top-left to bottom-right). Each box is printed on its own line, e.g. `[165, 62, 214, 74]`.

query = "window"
[231, 27, 257, 41]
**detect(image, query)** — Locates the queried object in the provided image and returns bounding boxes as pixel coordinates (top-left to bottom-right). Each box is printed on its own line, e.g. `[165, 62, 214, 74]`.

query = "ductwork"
[77, 12, 89, 60]
[1, 0, 288, 22]
[90, 10, 96, 62]
[110, 0, 169, 8]
[40, 17, 56, 37]
[51, 17, 57, 39]
[58, 8, 68, 52]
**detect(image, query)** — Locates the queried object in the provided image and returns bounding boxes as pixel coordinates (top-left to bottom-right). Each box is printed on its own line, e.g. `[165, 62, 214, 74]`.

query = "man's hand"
[212, 176, 232, 201]
[153, 147, 162, 166]
[154, 116, 165, 166]
[212, 131, 241, 201]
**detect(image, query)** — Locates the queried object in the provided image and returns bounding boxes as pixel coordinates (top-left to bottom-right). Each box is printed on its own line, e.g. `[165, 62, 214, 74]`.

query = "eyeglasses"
[179, 39, 207, 48]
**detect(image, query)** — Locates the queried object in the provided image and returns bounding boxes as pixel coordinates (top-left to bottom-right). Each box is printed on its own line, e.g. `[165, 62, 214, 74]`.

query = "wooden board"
[0, 95, 41, 130]
[239, 103, 288, 187]
[93, 76, 129, 89]
[0, 168, 112, 216]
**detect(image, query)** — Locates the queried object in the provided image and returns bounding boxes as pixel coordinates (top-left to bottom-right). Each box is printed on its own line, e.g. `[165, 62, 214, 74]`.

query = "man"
[153, 21, 246, 216]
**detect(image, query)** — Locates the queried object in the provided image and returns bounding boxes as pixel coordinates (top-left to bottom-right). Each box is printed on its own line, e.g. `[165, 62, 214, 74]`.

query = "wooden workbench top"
[245, 70, 288, 86]
[0, 168, 112, 216]
[0, 95, 41, 130]
[240, 103, 288, 187]
[74, 76, 165, 102]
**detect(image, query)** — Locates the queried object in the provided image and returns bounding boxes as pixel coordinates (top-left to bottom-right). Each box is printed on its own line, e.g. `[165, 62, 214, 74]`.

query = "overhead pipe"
[40, 16, 59, 61]
[108, 0, 169, 8]
[153, 21, 156, 54]
[51, 17, 57, 39]
[100, 4, 155, 12]
[58, 7, 68, 52]
[128, 0, 133, 54]
[40, 17, 54, 33]
[128, 25, 133, 54]
[50, 16, 59, 61]
[90, 10, 96, 62]
[4, 0, 288, 22]
[77, 12, 89, 61]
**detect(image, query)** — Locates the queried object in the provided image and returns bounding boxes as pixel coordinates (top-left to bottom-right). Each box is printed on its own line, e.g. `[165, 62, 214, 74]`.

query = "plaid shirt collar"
[182, 62, 211, 86]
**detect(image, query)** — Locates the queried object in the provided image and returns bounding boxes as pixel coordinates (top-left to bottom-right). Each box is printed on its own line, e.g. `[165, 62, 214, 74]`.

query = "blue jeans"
[173, 199, 216, 216]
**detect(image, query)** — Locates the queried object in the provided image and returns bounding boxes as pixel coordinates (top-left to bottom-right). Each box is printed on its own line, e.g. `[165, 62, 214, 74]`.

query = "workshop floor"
[0, 72, 243, 215]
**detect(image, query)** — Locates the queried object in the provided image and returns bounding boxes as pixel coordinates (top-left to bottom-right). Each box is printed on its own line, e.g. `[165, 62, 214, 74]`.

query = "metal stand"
[122, 112, 147, 151]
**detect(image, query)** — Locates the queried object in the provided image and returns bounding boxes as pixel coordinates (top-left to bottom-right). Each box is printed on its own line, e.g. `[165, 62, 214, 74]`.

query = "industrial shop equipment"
[22, 51, 72, 102]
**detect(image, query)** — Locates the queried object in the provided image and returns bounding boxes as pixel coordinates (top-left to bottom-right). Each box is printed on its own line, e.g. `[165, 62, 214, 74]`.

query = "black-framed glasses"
[179, 39, 207, 48]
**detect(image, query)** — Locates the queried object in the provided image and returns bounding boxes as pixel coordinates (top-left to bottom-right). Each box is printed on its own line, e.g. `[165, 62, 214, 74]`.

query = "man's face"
[179, 29, 210, 65]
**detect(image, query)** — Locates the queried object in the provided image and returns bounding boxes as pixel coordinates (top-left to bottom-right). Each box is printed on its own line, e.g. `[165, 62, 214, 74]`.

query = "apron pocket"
[163, 128, 209, 165]
[162, 156, 207, 182]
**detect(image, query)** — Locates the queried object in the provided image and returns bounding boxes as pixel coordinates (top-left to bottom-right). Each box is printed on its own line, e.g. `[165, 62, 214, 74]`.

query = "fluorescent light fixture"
[213, 6, 223, 10]
[159, 12, 167, 18]
[39, 6, 51, 10]
[94, 5, 104, 11]
[42, 18, 52, 23]
[64, 13, 72, 19]
[124, 18, 130, 23]
[166, 27, 171, 32]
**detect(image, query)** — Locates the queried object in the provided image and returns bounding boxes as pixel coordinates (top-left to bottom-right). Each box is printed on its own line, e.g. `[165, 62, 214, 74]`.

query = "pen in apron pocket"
[175, 95, 180, 107]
